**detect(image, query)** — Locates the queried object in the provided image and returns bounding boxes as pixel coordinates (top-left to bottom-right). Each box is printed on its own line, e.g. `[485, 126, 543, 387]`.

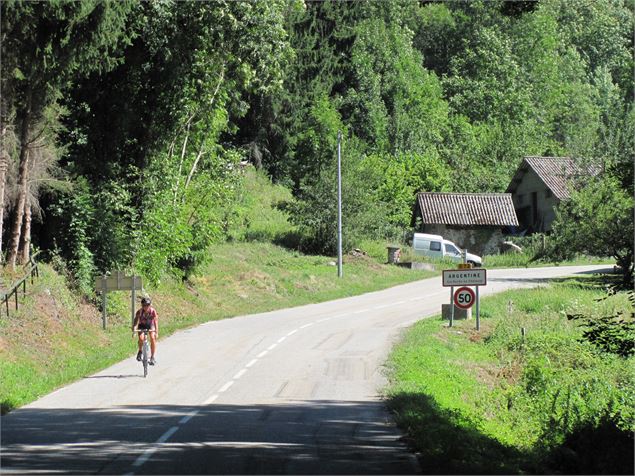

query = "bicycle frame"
[136, 329, 153, 378]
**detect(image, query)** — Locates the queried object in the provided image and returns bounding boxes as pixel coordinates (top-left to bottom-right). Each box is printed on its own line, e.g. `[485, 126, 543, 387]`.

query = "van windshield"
[445, 244, 460, 255]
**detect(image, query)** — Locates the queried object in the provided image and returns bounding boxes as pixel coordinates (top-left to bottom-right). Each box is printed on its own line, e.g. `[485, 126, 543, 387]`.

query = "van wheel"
[467, 260, 478, 267]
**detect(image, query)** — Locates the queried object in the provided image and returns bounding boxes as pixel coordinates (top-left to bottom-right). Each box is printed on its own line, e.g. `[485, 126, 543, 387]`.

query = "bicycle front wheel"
[142, 341, 149, 378]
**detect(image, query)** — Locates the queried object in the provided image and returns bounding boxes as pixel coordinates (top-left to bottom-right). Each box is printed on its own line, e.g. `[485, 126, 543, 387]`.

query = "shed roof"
[416, 192, 519, 227]
[506, 156, 601, 200]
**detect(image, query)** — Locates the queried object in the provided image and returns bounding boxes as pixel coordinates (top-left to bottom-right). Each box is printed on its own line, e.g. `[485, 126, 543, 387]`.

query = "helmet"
[141, 297, 151, 306]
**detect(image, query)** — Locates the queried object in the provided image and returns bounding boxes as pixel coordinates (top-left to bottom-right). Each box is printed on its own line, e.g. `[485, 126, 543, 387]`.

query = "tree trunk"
[7, 115, 31, 270]
[19, 199, 31, 265]
[0, 135, 8, 263]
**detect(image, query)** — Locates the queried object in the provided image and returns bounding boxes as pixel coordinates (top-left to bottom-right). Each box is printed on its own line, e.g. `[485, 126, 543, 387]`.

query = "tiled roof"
[506, 157, 601, 200]
[416, 193, 519, 226]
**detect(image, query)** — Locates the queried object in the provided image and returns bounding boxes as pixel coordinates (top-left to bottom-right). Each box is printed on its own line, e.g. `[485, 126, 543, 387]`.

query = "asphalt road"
[0, 265, 611, 475]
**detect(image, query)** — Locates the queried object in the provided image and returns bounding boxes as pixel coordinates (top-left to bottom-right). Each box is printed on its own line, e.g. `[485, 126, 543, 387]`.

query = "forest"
[1, 0, 633, 291]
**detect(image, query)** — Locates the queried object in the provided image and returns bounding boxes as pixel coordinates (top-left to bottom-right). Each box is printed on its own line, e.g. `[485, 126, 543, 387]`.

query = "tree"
[1, 0, 133, 268]
[549, 176, 634, 286]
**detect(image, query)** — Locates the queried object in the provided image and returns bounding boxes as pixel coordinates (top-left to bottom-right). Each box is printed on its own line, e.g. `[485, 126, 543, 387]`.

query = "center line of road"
[277, 336, 287, 343]
[233, 369, 247, 380]
[132, 426, 179, 467]
[299, 323, 313, 329]
[204, 394, 219, 405]
[257, 350, 268, 358]
[219, 381, 234, 393]
[246, 358, 258, 368]
[267, 343, 277, 351]
[179, 410, 199, 424]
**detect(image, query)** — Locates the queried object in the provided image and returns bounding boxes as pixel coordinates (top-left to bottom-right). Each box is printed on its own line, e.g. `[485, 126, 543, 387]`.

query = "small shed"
[506, 156, 601, 233]
[412, 192, 519, 255]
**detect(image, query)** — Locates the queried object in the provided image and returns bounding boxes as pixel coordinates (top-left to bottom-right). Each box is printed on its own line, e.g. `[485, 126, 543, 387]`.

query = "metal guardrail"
[1, 251, 41, 317]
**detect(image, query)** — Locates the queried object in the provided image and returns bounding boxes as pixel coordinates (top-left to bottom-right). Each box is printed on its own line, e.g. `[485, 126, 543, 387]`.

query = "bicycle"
[135, 328, 153, 378]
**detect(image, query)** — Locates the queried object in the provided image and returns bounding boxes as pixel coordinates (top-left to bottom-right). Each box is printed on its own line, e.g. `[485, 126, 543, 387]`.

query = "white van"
[411, 233, 482, 266]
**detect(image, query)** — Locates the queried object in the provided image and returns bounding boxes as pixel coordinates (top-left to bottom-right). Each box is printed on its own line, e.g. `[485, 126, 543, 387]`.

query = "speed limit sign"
[454, 286, 476, 309]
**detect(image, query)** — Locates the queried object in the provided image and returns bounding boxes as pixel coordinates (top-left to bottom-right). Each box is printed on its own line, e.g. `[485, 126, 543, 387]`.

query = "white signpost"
[95, 271, 143, 329]
[442, 268, 487, 287]
[442, 268, 486, 330]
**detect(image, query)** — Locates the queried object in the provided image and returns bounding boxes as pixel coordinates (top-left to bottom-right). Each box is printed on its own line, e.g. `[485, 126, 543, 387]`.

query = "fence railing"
[1, 251, 41, 317]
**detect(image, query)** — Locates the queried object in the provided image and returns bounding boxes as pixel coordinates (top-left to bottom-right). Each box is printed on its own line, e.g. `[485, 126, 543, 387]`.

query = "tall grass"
[228, 166, 297, 243]
[386, 278, 634, 474]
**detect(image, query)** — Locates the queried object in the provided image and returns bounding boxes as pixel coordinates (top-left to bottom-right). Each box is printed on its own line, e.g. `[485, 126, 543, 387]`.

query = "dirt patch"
[343, 252, 383, 270]
[496, 360, 523, 385]
[460, 360, 501, 390]
[468, 322, 494, 342]
[78, 301, 102, 326]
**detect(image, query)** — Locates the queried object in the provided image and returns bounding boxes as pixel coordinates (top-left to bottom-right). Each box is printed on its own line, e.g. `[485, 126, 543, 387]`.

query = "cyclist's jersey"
[136, 307, 158, 330]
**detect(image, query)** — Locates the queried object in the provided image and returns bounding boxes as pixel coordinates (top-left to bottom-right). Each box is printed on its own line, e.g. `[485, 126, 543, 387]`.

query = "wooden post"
[475, 286, 480, 331]
[101, 276, 107, 330]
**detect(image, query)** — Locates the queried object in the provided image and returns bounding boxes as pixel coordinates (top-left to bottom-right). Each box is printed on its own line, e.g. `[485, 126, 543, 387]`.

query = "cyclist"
[133, 297, 159, 365]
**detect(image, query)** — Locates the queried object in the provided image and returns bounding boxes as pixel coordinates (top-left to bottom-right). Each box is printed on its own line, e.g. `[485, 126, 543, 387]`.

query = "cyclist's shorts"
[138, 322, 155, 331]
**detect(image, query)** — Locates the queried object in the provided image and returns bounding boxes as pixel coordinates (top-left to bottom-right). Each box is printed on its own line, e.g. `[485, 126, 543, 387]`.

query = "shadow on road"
[1, 400, 418, 475]
[83, 374, 143, 380]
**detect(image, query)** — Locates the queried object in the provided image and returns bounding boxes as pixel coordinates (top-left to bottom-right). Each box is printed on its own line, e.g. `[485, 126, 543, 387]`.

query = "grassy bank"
[0, 242, 435, 414]
[386, 276, 634, 474]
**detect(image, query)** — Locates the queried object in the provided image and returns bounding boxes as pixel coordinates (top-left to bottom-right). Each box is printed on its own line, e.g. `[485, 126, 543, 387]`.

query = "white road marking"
[299, 323, 314, 329]
[277, 336, 287, 343]
[158, 426, 179, 444]
[179, 410, 199, 424]
[204, 394, 219, 405]
[218, 381, 234, 393]
[257, 350, 268, 358]
[246, 359, 258, 368]
[132, 426, 179, 467]
[233, 369, 247, 380]
[132, 447, 155, 466]
[267, 343, 277, 351]
[286, 329, 298, 336]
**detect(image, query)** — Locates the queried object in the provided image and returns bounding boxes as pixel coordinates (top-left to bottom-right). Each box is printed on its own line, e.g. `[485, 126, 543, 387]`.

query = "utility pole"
[337, 130, 343, 278]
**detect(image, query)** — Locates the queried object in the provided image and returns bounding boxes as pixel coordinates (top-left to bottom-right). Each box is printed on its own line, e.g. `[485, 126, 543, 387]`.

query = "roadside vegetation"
[0, 166, 618, 416]
[0, 243, 436, 414]
[386, 276, 635, 474]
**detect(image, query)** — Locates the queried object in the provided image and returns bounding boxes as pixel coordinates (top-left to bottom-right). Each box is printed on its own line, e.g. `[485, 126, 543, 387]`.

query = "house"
[506, 156, 601, 233]
[411, 192, 519, 255]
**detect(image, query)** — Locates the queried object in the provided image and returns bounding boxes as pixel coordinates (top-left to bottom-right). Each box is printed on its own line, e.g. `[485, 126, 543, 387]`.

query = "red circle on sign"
[454, 286, 476, 309]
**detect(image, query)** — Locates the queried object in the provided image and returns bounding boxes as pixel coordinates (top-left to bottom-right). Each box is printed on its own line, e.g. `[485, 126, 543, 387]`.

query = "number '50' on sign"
[454, 286, 476, 309]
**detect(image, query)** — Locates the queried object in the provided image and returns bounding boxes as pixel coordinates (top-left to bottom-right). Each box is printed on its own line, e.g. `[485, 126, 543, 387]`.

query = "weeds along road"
[1, 265, 611, 475]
